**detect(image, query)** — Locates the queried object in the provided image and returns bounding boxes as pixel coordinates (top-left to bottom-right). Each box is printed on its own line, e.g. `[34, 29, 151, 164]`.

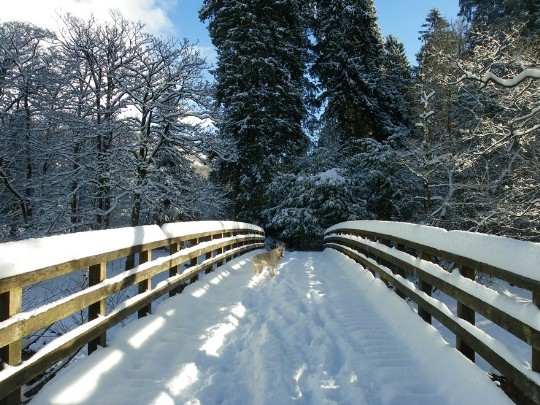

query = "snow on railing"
[325, 220, 540, 405]
[0, 221, 264, 404]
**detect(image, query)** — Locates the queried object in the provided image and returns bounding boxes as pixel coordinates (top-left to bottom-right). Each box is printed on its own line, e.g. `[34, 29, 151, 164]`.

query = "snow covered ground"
[30, 249, 512, 405]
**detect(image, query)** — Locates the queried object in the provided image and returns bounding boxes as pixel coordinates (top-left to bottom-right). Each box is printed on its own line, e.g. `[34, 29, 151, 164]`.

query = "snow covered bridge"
[1, 221, 540, 404]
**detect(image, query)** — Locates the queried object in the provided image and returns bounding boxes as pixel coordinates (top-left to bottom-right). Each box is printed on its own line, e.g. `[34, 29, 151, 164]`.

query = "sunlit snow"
[28, 248, 512, 404]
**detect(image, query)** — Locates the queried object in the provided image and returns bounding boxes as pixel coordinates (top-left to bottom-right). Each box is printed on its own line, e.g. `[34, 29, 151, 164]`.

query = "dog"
[252, 242, 285, 277]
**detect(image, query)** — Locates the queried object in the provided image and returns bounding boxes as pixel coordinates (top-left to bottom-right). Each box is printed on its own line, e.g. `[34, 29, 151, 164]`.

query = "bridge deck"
[31, 250, 511, 404]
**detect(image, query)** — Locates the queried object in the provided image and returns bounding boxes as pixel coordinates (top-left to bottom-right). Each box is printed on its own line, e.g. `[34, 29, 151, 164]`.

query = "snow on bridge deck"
[31, 250, 511, 405]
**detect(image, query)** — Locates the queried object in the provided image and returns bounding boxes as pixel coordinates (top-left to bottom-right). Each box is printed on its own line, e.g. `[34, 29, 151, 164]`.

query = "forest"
[1, 0, 539, 249]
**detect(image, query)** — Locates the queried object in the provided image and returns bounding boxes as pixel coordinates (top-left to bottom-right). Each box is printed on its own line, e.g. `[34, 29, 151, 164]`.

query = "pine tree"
[381, 35, 413, 135]
[459, 0, 540, 37]
[264, 154, 369, 250]
[200, 0, 309, 223]
[311, 0, 408, 143]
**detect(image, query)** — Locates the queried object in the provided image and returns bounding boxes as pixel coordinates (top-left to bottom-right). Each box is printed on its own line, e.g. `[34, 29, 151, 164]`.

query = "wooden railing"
[325, 220, 540, 404]
[0, 221, 264, 405]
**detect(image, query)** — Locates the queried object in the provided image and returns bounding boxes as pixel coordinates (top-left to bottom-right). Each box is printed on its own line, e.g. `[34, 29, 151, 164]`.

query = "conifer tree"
[459, 0, 540, 36]
[200, 0, 309, 223]
[311, 0, 408, 143]
[381, 35, 413, 133]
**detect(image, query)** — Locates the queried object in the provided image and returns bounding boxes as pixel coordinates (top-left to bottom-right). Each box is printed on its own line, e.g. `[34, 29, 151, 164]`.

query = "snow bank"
[332, 233, 540, 329]
[0, 225, 165, 279]
[0, 222, 263, 280]
[29, 250, 513, 405]
[161, 221, 263, 239]
[326, 220, 540, 281]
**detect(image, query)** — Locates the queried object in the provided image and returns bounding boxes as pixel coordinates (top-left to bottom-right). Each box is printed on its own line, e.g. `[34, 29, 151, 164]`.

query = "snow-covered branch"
[460, 68, 540, 88]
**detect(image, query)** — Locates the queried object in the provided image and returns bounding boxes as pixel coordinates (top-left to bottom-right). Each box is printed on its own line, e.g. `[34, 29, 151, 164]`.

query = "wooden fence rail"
[325, 220, 540, 404]
[0, 221, 264, 405]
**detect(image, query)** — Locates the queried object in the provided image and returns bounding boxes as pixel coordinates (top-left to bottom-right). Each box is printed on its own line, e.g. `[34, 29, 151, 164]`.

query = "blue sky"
[375, 0, 460, 63]
[5, 0, 459, 65]
[168, 0, 460, 65]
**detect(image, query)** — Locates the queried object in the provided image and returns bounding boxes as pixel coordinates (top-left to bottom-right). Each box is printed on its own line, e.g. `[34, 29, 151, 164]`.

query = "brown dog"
[251, 242, 285, 277]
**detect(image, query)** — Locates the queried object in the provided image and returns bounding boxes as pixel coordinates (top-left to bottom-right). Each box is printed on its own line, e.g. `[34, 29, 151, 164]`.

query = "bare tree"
[120, 36, 227, 227]
[1, 12, 230, 241]
[0, 22, 59, 239]
[455, 24, 540, 239]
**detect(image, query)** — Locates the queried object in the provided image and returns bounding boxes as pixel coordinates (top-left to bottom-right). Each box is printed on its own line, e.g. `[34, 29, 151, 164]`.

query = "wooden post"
[137, 249, 152, 318]
[533, 291, 540, 372]
[394, 244, 406, 277]
[366, 235, 376, 260]
[169, 242, 180, 297]
[218, 232, 225, 267]
[205, 235, 213, 274]
[88, 263, 106, 354]
[190, 238, 199, 284]
[224, 232, 232, 262]
[418, 252, 432, 324]
[456, 266, 476, 362]
[394, 243, 406, 299]
[229, 231, 236, 259]
[380, 238, 392, 271]
[0, 288, 22, 405]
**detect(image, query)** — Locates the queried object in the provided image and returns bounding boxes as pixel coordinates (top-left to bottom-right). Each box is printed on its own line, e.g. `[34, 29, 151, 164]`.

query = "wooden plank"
[457, 266, 476, 362]
[0, 243, 262, 400]
[0, 240, 170, 294]
[327, 244, 540, 404]
[167, 228, 264, 247]
[326, 229, 540, 292]
[391, 275, 540, 405]
[326, 236, 540, 352]
[0, 256, 173, 347]
[0, 234, 264, 349]
[88, 262, 107, 354]
[138, 250, 152, 318]
[0, 288, 22, 405]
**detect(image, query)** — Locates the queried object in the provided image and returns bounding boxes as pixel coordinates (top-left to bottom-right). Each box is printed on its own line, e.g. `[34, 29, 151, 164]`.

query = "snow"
[161, 221, 263, 239]
[29, 249, 511, 405]
[329, 233, 540, 330]
[326, 220, 540, 281]
[0, 225, 165, 279]
[329, 240, 540, 386]
[313, 168, 346, 186]
[0, 221, 263, 279]
[462, 68, 540, 88]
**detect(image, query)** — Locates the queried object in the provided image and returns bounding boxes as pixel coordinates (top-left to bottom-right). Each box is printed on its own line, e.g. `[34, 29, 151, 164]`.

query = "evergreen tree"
[345, 138, 410, 221]
[200, 0, 309, 223]
[264, 147, 369, 250]
[381, 35, 413, 134]
[311, 0, 408, 143]
[459, 0, 540, 37]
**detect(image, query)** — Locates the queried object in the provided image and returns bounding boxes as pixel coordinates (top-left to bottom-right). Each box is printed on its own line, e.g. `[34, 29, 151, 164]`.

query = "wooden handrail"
[0, 221, 264, 404]
[325, 220, 540, 404]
